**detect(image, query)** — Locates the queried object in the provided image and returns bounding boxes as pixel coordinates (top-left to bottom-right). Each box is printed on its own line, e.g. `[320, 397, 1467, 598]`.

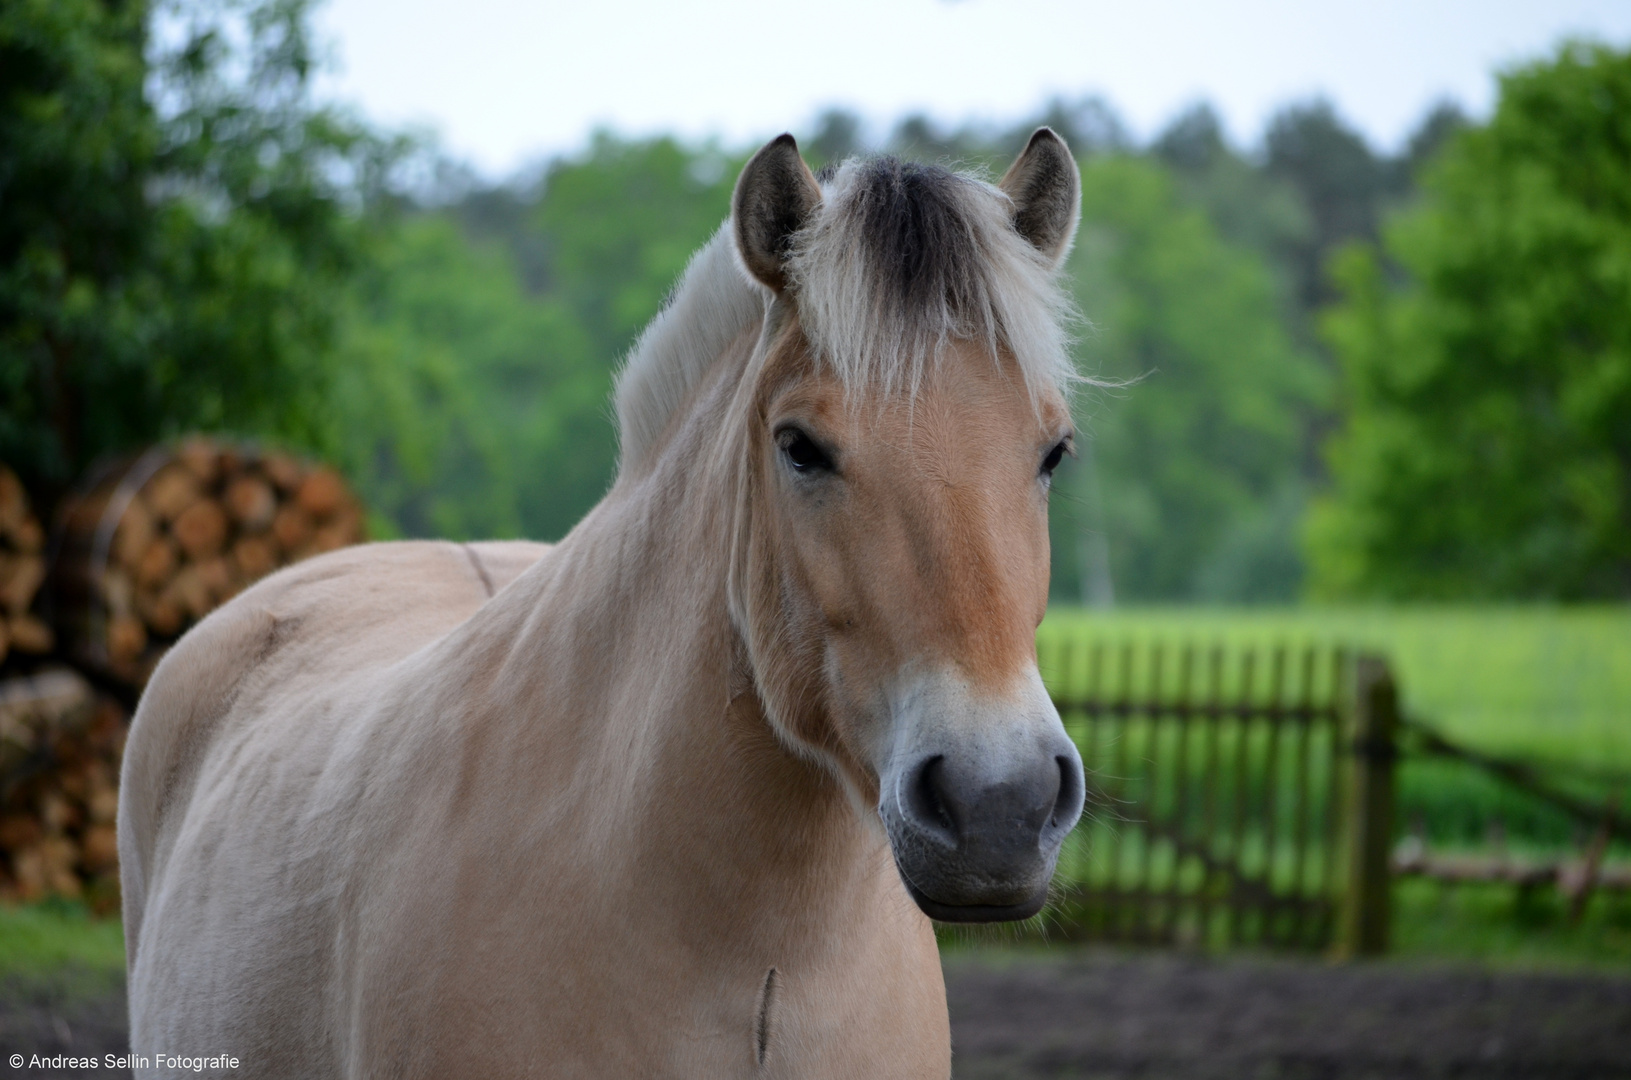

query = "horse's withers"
[730, 132, 1088, 923]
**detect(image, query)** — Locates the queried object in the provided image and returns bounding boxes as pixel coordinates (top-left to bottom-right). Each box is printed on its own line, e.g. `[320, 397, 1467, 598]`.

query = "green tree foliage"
[804, 109, 865, 170]
[0, 0, 153, 492]
[11, 0, 1540, 606]
[0, 0, 383, 500]
[330, 216, 595, 540]
[1050, 157, 1327, 604]
[334, 135, 740, 542]
[1210, 98, 1463, 356]
[1309, 41, 1631, 599]
[530, 135, 739, 373]
[1264, 100, 1396, 314]
[1152, 104, 1311, 273]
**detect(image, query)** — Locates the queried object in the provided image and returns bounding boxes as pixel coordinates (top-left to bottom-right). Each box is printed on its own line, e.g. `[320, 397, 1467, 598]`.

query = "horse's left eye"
[777, 427, 834, 474]
[1040, 439, 1071, 477]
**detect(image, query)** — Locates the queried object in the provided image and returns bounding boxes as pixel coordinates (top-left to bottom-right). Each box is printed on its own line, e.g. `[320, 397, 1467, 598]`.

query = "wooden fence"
[1391, 715, 1631, 919]
[1038, 639, 1397, 956]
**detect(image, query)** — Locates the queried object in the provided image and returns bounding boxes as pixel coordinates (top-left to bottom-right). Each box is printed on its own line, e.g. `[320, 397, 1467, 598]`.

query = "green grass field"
[1030, 605, 1631, 959]
[1039, 605, 1631, 848]
[1038, 605, 1631, 767]
[0, 899, 124, 979]
[938, 876, 1631, 971]
[1391, 876, 1631, 968]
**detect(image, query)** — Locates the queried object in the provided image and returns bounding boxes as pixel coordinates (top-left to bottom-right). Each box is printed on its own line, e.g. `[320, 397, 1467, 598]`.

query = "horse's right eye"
[777, 428, 834, 474]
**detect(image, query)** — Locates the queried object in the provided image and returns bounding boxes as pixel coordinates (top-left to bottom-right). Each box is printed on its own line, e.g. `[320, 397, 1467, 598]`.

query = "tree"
[0, 0, 385, 501]
[531, 134, 740, 369]
[330, 215, 599, 541]
[1152, 104, 1311, 291]
[339, 134, 743, 543]
[1053, 156, 1326, 603]
[1264, 100, 1393, 316]
[803, 109, 866, 170]
[1309, 41, 1631, 599]
[1, 0, 160, 493]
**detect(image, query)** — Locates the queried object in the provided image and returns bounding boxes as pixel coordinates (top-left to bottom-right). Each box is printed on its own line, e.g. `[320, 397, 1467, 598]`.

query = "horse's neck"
[456, 329, 877, 944]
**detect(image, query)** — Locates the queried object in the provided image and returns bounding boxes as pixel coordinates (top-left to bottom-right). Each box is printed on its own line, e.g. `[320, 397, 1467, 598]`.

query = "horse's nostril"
[1050, 754, 1081, 832]
[906, 755, 957, 839]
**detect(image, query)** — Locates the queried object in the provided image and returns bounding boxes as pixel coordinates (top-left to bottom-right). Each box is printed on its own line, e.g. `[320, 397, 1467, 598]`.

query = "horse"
[119, 128, 1088, 1078]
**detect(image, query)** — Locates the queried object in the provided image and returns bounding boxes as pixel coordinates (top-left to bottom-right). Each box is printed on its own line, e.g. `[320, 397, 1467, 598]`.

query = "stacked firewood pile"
[0, 467, 121, 907]
[0, 670, 124, 911]
[53, 437, 365, 689]
[0, 439, 366, 907]
[0, 466, 55, 665]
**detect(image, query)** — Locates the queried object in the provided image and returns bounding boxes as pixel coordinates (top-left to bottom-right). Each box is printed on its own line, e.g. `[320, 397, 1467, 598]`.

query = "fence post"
[1337, 654, 1398, 958]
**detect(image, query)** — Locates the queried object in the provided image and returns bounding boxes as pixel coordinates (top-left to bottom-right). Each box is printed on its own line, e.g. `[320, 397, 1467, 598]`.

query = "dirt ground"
[3, 951, 1629, 1078]
[944, 949, 1631, 1080]
[1, 971, 129, 1079]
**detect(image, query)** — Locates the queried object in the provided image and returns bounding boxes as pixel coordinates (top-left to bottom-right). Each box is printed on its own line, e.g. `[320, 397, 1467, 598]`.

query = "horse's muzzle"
[883, 734, 1085, 923]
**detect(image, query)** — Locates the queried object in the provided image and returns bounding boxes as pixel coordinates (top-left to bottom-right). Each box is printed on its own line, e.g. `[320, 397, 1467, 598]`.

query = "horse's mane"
[613, 155, 1077, 469]
[614, 225, 763, 468]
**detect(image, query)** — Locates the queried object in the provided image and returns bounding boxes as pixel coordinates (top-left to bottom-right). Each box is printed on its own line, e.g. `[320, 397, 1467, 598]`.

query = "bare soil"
[1, 971, 129, 1079]
[945, 948, 1631, 1080]
[3, 952, 1629, 1078]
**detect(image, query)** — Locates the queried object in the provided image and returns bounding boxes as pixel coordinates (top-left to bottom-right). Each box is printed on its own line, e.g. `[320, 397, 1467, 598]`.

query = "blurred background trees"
[1048, 154, 1323, 605]
[2, 0, 1626, 604]
[1309, 42, 1631, 600]
[0, 0, 385, 504]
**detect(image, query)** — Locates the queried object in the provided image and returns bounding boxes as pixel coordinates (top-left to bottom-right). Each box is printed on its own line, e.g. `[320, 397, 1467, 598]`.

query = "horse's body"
[122, 132, 1087, 1077]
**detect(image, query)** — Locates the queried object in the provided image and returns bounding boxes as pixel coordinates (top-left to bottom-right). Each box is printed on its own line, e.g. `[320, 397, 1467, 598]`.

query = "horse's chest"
[356, 931, 948, 1078]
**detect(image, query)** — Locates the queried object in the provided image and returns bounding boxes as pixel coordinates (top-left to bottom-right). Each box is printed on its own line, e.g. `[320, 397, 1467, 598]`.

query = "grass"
[1038, 604, 1631, 767]
[0, 899, 125, 981]
[1028, 604, 1631, 965]
[1390, 875, 1631, 969]
[937, 877, 1631, 972]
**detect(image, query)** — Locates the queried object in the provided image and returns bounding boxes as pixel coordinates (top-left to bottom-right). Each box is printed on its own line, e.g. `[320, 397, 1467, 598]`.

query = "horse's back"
[118, 538, 550, 1072]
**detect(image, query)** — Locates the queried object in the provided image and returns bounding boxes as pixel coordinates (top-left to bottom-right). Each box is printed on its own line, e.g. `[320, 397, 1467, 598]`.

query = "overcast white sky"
[312, 0, 1631, 178]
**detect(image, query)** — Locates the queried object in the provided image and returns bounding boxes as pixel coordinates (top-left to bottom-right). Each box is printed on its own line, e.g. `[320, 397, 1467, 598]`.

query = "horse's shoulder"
[121, 541, 554, 878]
[136, 537, 552, 728]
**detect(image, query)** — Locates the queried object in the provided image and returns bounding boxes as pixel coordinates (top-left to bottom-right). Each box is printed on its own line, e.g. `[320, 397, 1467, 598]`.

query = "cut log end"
[46, 437, 366, 691]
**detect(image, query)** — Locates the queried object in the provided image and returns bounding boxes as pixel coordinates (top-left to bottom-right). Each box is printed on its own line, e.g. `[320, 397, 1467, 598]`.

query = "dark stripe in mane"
[789, 151, 1073, 394]
[837, 157, 987, 319]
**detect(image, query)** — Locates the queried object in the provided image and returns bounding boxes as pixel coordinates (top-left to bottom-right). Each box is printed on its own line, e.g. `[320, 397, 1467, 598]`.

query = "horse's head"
[728, 131, 1087, 922]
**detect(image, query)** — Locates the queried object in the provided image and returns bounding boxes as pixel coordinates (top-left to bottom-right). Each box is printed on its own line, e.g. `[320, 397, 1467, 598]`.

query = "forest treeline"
[3, 0, 1628, 603]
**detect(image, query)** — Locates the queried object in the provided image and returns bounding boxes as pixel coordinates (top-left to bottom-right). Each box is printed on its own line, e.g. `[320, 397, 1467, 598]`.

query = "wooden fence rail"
[1039, 639, 1396, 956]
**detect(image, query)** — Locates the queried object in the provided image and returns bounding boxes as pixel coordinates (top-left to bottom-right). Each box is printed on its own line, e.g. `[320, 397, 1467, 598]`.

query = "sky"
[312, 0, 1631, 178]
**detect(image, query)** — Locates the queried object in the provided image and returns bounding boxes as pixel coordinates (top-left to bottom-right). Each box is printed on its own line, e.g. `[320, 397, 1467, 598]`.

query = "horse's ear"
[733, 134, 822, 292]
[999, 127, 1081, 267]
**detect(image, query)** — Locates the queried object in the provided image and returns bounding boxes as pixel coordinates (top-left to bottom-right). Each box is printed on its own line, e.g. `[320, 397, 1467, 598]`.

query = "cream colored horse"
[120, 129, 1086, 1078]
